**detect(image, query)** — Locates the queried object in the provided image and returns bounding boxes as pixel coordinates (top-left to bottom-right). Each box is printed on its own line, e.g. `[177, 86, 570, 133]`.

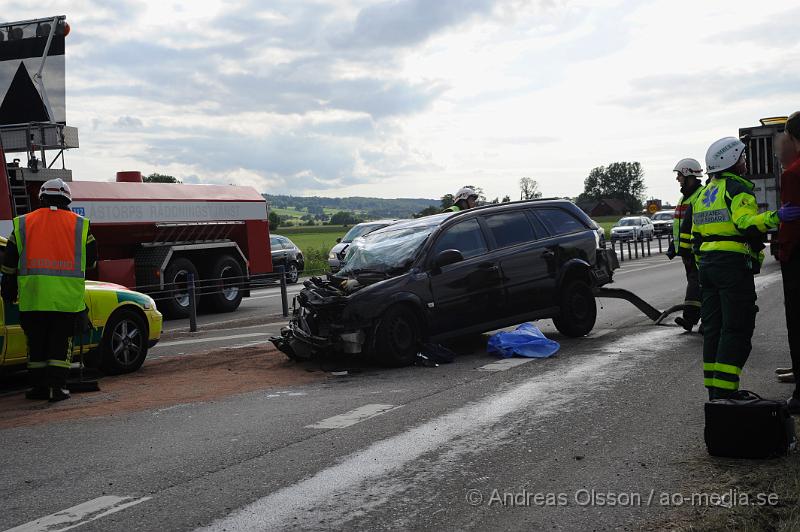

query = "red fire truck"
[0, 16, 272, 318]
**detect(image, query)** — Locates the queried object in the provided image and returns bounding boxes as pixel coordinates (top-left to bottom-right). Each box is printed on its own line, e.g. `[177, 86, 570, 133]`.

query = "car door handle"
[542, 250, 555, 259]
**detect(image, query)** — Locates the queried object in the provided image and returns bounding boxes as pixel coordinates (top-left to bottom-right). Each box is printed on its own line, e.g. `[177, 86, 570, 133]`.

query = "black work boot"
[48, 387, 71, 403]
[25, 387, 49, 400]
[674, 317, 694, 332]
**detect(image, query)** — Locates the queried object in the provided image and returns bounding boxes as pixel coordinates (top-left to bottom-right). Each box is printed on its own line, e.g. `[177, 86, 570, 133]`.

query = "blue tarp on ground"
[487, 323, 560, 358]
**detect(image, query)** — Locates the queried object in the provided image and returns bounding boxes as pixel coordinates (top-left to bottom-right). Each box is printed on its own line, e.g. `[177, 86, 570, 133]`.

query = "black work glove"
[666, 241, 676, 260]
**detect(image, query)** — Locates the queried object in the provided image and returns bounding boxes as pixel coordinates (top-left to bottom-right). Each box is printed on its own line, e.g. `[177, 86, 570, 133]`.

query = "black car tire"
[286, 262, 299, 284]
[161, 257, 199, 319]
[374, 305, 421, 367]
[553, 279, 596, 337]
[100, 309, 148, 374]
[205, 254, 244, 313]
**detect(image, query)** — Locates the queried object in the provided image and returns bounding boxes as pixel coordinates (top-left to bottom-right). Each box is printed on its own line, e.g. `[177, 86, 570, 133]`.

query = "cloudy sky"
[3, 0, 798, 203]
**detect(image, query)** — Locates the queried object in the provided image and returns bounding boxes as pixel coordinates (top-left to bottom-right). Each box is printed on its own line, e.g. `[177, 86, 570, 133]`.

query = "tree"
[501, 195, 511, 202]
[413, 205, 441, 218]
[519, 177, 542, 200]
[440, 194, 454, 210]
[329, 211, 361, 225]
[268, 211, 281, 230]
[144, 173, 181, 183]
[577, 162, 646, 213]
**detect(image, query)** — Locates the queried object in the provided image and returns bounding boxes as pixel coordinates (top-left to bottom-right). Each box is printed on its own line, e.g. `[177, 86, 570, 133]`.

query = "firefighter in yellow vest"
[692, 138, 800, 399]
[444, 187, 478, 213]
[667, 158, 704, 331]
[1, 179, 96, 402]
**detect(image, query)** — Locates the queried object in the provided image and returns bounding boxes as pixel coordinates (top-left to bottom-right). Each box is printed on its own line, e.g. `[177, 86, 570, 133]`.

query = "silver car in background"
[328, 219, 400, 271]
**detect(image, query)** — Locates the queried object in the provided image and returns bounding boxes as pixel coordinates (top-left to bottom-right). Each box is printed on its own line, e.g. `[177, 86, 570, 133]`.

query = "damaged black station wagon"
[271, 199, 618, 366]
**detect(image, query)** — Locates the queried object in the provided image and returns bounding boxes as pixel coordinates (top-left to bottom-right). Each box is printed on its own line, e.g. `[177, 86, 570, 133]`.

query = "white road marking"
[5, 496, 151, 532]
[586, 328, 615, 338]
[614, 261, 675, 275]
[305, 404, 399, 429]
[157, 332, 273, 348]
[199, 327, 682, 532]
[478, 358, 534, 372]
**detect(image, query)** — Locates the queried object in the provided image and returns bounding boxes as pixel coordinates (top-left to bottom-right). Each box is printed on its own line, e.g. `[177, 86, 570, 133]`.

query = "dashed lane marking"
[4, 496, 151, 532]
[478, 358, 534, 372]
[306, 404, 399, 429]
[156, 332, 275, 348]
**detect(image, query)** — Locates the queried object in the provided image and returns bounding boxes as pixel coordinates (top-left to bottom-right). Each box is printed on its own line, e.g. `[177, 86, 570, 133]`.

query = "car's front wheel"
[100, 309, 149, 374]
[374, 305, 421, 366]
[553, 279, 596, 337]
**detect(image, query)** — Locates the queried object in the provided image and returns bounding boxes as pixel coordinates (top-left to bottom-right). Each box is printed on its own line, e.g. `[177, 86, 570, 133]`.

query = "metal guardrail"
[612, 234, 671, 262]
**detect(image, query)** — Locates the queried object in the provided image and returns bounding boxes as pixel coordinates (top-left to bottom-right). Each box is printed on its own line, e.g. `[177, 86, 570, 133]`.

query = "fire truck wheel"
[162, 257, 199, 319]
[100, 309, 148, 374]
[206, 255, 244, 313]
[553, 279, 597, 337]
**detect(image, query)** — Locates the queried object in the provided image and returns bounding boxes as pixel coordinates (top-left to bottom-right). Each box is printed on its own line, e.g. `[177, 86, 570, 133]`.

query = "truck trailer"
[0, 15, 272, 318]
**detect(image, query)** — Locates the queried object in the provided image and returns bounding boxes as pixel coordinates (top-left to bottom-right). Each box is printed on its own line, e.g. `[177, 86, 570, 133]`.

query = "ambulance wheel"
[162, 257, 199, 319]
[553, 279, 596, 337]
[206, 255, 244, 313]
[101, 309, 148, 374]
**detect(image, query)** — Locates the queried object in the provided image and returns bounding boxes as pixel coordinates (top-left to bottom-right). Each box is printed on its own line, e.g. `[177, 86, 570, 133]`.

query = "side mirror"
[433, 249, 464, 270]
[336, 237, 342, 243]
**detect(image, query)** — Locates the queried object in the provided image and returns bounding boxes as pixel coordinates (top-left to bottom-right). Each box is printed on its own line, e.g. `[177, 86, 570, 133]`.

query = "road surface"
[0, 254, 792, 531]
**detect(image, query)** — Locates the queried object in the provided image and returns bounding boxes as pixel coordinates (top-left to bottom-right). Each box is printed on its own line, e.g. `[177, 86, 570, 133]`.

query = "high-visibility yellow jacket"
[673, 184, 703, 258]
[12, 207, 89, 312]
[691, 172, 779, 267]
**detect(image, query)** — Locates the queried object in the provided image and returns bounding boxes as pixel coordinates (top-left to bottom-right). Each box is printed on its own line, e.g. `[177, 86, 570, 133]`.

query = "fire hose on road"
[594, 287, 692, 325]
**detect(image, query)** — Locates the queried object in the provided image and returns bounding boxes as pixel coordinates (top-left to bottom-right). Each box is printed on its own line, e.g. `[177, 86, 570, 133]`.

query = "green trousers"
[698, 257, 757, 400]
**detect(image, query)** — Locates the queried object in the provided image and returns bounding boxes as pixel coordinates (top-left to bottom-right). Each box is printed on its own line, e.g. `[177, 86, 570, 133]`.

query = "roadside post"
[188, 273, 197, 332]
[278, 265, 289, 317]
[657, 235, 662, 254]
[627, 240, 632, 260]
[634, 238, 638, 258]
[618, 239, 624, 262]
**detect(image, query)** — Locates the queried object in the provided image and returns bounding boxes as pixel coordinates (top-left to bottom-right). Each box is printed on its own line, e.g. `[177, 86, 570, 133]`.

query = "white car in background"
[610, 216, 654, 241]
[651, 210, 674, 237]
[328, 220, 400, 272]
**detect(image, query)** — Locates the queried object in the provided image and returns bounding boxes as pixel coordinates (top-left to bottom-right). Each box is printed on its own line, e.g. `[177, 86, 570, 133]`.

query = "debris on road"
[487, 323, 560, 358]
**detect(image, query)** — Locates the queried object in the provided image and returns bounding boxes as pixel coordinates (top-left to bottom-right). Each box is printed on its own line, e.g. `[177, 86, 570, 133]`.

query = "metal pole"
[278, 265, 289, 317]
[618, 239, 623, 262]
[634, 239, 638, 258]
[188, 273, 197, 332]
[647, 238, 651, 256]
[658, 235, 662, 254]
[627, 240, 632, 260]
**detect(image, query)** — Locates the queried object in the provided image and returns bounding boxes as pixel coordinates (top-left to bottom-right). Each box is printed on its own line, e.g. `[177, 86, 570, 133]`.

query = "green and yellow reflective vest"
[691, 172, 779, 267]
[13, 208, 89, 313]
[673, 184, 703, 258]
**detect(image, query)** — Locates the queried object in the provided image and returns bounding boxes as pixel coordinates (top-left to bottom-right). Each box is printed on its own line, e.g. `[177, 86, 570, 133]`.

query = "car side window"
[537, 208, 586, 236]
[278, 237, 291, 248]
[270, 237, 283, 250]
[485, 212, 535, 248]
[431, 219, 488, 260]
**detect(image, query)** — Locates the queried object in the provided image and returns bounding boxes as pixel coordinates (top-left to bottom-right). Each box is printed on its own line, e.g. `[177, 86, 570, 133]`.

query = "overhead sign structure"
[0, 16, 67, 125]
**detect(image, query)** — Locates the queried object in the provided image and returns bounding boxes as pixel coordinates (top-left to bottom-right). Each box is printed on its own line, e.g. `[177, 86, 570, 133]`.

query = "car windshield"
[652, 212, 673, 221]
[341, 224, 386, 244]
[616, 218, 639, 227]
[338, 215, 448, 275]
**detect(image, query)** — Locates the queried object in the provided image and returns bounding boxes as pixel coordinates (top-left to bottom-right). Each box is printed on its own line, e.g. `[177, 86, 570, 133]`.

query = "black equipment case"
[704, 391, 796, 458]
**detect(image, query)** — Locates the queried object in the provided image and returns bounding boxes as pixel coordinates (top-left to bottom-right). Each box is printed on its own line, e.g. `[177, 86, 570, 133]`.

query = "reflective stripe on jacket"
[690, 172, 778, 263]
[445, 205, 461, 212]
[13, 208, 89, 312]
[673, 185, 703, 257]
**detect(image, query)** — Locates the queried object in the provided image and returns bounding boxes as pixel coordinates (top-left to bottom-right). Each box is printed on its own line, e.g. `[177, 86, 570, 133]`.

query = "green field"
[272, 226, 352, 275]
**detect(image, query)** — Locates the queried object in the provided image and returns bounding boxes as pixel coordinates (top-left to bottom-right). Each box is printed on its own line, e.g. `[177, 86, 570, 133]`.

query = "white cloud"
[2, 0, 798, 204]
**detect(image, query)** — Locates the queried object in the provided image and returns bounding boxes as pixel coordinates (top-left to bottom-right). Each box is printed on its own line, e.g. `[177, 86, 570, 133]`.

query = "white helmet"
[705, 137, 746, 174]
[673, 158, 703, 178]
[39, 178, 72, 203]
[454, 186, 478, 203]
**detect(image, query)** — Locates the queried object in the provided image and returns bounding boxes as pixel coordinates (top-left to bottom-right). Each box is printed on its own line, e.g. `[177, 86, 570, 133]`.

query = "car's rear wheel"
[100, 309, 149, 374]
[374, 305, 421, 367]
[286, 262, 299, 284]
[553, 279, 596, 337]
